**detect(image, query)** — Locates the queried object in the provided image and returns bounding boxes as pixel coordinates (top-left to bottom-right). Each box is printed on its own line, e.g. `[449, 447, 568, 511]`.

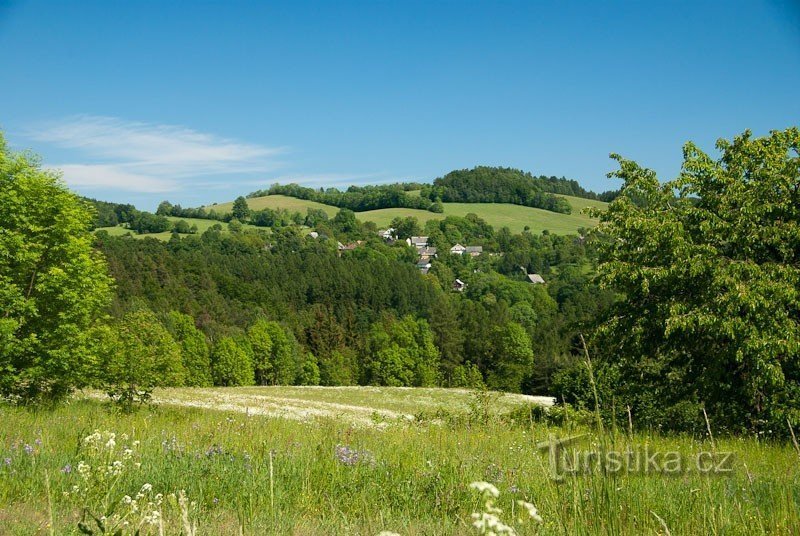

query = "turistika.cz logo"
[536, 435, 734, 481]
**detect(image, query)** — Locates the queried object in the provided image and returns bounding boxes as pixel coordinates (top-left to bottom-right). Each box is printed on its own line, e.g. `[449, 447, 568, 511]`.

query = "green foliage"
[389, 215, 421, 239]
[364, 315, 441, 387]
[164, 311, 212, 387]
[428, 166, 574, 213]
[485, 322, 534, 393]
[231, 196, 251, 222]
[318, 349, 358, 386]
[98, 308, 186, 409]
[211, 337, 254, 386]
[591, 128, 800, 434]
[247, 318, 274, 385]
[297, 353, 321, 385]
[0, 135, 113, 403]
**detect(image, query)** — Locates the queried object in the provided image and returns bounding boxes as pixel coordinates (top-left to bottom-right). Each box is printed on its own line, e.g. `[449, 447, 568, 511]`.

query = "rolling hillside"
[205, 194, 339, 218]
[208, 193, 607, 234]
[96, 216, 263, 241]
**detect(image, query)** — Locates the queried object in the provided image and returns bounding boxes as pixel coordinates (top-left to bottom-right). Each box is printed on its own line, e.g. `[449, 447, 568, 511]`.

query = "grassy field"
[95, 217, 263, 241]
[205, 195, 340, 219]
[208, 194, 607, 234]
[1, 387, 797, 535]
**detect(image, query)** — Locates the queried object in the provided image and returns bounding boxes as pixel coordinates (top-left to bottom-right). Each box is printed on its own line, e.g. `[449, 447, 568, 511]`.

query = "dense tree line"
[249, 183, 438, 212]
[421, 167, 573, 213]
[424, 167, 618, 205]
[91, 220, 605, 397]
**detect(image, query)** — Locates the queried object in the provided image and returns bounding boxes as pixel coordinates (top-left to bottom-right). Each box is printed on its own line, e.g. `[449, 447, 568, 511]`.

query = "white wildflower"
[516, 500, 543, 523]
[469, 481, 500, 498]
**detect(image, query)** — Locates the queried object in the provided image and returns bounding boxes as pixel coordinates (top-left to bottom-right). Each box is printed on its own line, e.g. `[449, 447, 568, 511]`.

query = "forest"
[2, 128, 799, 438]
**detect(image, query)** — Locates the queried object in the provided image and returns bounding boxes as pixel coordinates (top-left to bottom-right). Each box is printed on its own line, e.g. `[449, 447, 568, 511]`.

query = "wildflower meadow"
[0, 390, 798, 535]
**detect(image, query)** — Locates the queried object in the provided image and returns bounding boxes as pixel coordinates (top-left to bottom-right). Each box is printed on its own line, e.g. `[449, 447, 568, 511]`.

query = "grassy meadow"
[1, 387, 797, 535]
[95, 217, 264, 241]
[206, 194, 606, 235]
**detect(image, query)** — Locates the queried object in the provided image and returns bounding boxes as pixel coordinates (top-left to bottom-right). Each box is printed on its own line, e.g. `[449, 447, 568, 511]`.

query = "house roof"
[527, 274, 545, 284]
[450, 243, 466, 250]
[465, 246, 483, 253]
[410, 236, 428, 243]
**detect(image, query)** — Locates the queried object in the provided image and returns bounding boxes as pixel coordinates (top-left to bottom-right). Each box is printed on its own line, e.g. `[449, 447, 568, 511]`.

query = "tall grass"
[0, 396, 797, 534]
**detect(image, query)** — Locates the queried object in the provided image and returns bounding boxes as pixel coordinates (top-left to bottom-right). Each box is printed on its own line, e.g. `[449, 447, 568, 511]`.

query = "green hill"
[208, 193, 606, 234]
[205, 194, 339, 218]
[96, 216, 262, 241]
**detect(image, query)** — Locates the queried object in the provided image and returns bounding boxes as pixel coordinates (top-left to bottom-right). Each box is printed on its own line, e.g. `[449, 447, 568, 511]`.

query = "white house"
[450, 244, 466, 255]
[408, 236, 429, 248]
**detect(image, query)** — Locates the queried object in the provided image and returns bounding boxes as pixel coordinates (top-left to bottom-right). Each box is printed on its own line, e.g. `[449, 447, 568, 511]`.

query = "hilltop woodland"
[1, 128, 798, 436]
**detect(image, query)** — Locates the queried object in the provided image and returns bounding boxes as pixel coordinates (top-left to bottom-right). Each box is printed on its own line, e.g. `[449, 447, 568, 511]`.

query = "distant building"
[408, 236, 429, 248]
[465, 246, 483, 257]
[453, 278, 467, 292]
[527, 273, 545, 284]
[337, 241, 363, 254]
[378, 228, 395, 240]
[308, 231, 319, 239]
[417, 246, 437, 258]
[416, 259, 432, 275]
[450, 244, 466, 255]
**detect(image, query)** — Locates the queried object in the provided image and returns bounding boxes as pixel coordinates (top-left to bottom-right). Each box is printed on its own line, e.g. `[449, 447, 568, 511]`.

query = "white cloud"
[27, 115, 286, 193]
[47, 164, 179, 193]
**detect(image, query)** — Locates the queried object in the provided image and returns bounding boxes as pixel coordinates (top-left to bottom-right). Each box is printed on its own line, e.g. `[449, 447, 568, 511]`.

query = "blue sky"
[1, 0, 798, 210]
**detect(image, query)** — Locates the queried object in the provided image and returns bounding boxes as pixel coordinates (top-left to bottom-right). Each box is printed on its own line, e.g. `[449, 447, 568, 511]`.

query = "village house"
[377, 228, 395, 240]
[450, 244, 466, 255]
[416, 259, 432, 275]
[465, 246, 483, 257]
[417, 246, 437, 258]
[452, 278, 466, 292]
[407, 236, 429, 248]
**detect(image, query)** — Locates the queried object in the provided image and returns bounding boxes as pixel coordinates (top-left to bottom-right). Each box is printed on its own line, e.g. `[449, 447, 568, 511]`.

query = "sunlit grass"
[0, 390, 797, 535]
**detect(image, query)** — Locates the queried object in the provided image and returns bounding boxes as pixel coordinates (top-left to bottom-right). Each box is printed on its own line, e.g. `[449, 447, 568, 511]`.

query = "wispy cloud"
[27, 115, 286, 193]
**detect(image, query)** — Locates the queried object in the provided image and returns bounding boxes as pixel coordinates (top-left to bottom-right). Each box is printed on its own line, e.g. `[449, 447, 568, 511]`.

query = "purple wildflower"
[61, 464, 72, 474]
[3, 458, 10, 466]
[335, 444, 374, 466]
[23, 444, 34, 455]
[34, 438, 42, 446]
[205, 444, 225, 458]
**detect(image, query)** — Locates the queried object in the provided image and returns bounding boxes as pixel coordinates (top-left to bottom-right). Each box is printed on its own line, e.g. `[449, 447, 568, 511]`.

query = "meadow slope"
[1, 388, 797, 535]
[207, 193, 607, 234]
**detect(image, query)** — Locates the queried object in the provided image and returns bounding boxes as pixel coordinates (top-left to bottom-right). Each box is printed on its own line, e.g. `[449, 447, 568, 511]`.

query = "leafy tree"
[0, 135, 113, 402]
[485, 322, 534, 392]
[173, 219, 192, 234]
[331, 208, 360, 236]
[592, 128, 800, 434]
[211, 337, 254, 386]
[156, 200, 173, 216]
[98, 308, 186, 408]
[232, 196, 251, 222]
[318, 349, 358, 386]
[164, 311, 212, 387]
[364, 315, 441, 386]
[297, 353, 321, 385]
[389, 216, 421, 240]
[247, 318, 274, 385]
